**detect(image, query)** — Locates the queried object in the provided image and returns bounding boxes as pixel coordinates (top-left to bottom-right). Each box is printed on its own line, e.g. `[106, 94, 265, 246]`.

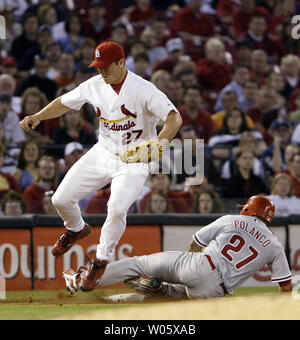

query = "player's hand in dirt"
[19, 115, 41, 131]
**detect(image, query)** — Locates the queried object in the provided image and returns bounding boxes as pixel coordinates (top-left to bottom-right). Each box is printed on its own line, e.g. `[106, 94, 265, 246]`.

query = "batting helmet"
[240, 195, 275, 225]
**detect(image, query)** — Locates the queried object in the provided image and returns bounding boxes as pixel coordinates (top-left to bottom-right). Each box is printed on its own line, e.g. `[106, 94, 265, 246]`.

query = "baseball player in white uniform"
[63, 196, 293, 297]
[19, 41, 182, 292]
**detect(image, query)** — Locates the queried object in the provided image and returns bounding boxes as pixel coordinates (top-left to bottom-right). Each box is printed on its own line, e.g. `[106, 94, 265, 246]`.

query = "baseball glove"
[119, 139, 163, 163]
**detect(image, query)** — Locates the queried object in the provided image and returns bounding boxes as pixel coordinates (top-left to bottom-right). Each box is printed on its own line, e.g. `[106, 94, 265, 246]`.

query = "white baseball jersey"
[61, 70, 178, 155]
[193, 215, 292, 294]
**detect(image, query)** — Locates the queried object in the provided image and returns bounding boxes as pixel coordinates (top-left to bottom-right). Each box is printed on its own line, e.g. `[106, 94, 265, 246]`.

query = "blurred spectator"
[1, 57, 18, 78]
[232, 0, 270, 39]
[149, 16, 169, 47]
[59, 141, 84, 183]
[288, 92, 300, 126]
[134, 53, 151, 79]
[42, 190, 58, 215]
[243, 13, 283, 64]
[279, 152, 300, 198]
[18, 25, 54, 73]
[212, 91, 255, 132]
[12, 140, 40, 192]
[235, 39, 253, 67]
[0, 94, 25, 144]
[57, 13, 85, 54]
[170, 0, 215, 45]
[83, 0, 112, 43]
[280, 54, 300, 100]
[17, 55, 58, 101]
[249, 49, 270, 85]
[140, 174, 189, 213]
[267, 173, 300, 215]
[194, 188, 224, 214]
[143, 191, 172, 213]
[44, 42, 62, 80]
[196, 38, 232, 94]
[24, 0, 66, 23]
[24, 155, 58, 213]
[128, 0, 156, 37]
[266, 71, 287, 110]
[1, 190, 26, 216]
[37, 4, 66, 41]
[240, 78, 259, 111]
[178, 85, 214, 143]
[0, 121, 19, 173]
[222, 148, 269, 198]
[209, 108, 264, 160]
[75, 39, 97, 71]
[246, 85, 280, 131]
[221, 130, 267, 182]
[140, 28, 168, 67]
[53, 53, 76, 89]
[19, 87, 55, 144]
[166, 77, 184, 108]
[174, 69, 198, 88]
[153, 38, 184, 74]
[262, 120, 292, 174]
[214, 65, 250, 112]
[110, 23, 129, 53]
[0, 8, 22, 52]
[0, 144, 21, 199]
[150, 70, 171, 94]
[10, 12, 39, 62]
[53, 109, 97, 158]
[0, 74, 21, 113]
[126, 39, 148, 72]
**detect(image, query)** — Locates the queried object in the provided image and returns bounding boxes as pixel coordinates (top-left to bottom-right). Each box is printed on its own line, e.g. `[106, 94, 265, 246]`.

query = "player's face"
[98, 60, 125, 84]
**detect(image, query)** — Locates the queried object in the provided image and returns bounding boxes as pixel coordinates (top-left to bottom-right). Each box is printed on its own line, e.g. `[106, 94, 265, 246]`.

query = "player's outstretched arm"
[158, 110, 183, 142]
[19, 96, 71, 132]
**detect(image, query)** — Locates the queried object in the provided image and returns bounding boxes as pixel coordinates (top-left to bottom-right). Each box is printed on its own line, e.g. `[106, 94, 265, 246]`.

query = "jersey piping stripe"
[193, 234, 207, 247]
[271, 274, 292, 282]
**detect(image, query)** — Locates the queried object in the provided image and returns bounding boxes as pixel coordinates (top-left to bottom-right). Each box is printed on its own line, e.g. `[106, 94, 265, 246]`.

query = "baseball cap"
[166, 38, 184, 53]
[271, 120, 290, 130]
[64, 142, 84, 156]
[1, 56, 17, 67]
[89, 41, 125, 69]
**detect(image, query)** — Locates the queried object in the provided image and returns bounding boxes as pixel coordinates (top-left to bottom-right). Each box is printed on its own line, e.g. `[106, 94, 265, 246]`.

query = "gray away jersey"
[193, 215, 292, 294]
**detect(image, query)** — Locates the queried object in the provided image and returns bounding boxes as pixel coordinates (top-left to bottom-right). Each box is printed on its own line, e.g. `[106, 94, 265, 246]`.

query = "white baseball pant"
[52, 143, 149, 261]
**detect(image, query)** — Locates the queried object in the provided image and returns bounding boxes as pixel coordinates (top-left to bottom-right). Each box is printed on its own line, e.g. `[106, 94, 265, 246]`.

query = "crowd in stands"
[1, 0, 300, 217]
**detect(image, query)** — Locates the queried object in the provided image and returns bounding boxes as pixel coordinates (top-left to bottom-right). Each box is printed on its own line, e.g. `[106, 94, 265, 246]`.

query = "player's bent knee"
[51, 192, 69, 209]
[107, 206, 127, 220]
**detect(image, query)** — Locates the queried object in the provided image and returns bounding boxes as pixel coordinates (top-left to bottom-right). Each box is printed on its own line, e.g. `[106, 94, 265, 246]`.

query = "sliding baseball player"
[19, 41, 182, 292]
[63, 196, 292, 298]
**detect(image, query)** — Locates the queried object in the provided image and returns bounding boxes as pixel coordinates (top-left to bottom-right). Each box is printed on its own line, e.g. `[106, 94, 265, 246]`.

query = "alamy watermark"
[291, 16, 300, 39]
[0, 15, 6, 40]
[0, 275, 5, 300]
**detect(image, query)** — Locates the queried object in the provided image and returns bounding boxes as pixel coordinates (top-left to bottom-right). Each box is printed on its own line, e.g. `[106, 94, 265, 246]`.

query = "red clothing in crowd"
[0, 172, 21, 199]
[24, 183, 56, 214]
[179, 106, 215, 143]
[140, 190, 190, 213]
[129, 5, 155, 23]
[232, 6, 270, 38]
[83, 18, 112, 45]
[173, 191, 195, 213]
[170, 7, 215, 37]
[153, 59, 176, 74]
[86, 188, 111, 214]
[196, 59, 232, 92]
[216, 0, 240, 18]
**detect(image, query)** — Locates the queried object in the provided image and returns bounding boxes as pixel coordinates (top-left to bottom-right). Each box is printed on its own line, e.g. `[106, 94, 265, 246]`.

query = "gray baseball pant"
[98, 251, 225, 299]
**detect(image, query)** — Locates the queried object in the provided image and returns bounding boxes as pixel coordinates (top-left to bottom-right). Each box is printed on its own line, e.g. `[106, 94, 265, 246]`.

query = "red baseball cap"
[89, 41, 125, 69]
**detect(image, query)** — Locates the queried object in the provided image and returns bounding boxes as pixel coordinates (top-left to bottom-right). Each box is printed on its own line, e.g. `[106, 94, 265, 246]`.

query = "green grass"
[0, 287, 278, 320]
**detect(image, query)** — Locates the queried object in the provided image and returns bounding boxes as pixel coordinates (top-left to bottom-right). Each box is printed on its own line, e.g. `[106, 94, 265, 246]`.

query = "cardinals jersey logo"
[121, 105, 137, 119]
[96, 105, 137, 124]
